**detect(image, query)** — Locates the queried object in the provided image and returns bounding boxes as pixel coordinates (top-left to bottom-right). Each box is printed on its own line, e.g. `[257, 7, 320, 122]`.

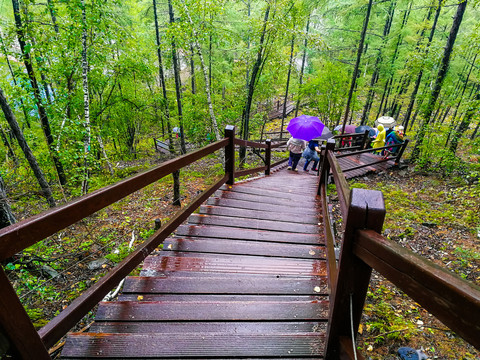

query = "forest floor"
[348, 165, 480, 359]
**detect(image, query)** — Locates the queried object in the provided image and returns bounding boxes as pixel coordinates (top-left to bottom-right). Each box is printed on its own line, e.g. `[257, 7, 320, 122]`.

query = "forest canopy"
[0, 0, 479, 217]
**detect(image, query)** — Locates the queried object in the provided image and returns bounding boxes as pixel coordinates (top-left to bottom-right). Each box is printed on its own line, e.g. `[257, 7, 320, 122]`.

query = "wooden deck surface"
[336, 152, 396, 179]
[61, 168, 327, 359]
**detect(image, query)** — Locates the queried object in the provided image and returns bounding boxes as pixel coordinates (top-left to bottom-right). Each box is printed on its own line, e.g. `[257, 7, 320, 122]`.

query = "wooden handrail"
[336, 142, 404, 158]
[326, 150, 350, 219]
[0, 139, 228, 261]
[320, 181, 337, 294]
[354, 229, 480, 349]
[234, 138, 268, 149]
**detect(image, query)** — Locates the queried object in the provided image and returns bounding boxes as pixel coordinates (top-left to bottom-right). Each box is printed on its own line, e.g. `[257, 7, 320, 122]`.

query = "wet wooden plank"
[199, 205, 321, 224]
[62, 333, 325, 358]
[208, 197, 319, 215]
[95, 300, 329, 321]
[141, 254, 327, 276]
[163, 237, 325, 258]
[89, 321, 327, 334]
[214, 190, 317, 208]
[122, 276, 328, 295]
[175, 225, 321, 244]
[117, 294, 326, 301]
[187, 214, 320, 234]
[220, 184, 314, 201]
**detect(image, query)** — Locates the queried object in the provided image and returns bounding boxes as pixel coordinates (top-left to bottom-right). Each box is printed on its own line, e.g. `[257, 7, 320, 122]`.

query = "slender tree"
[0, 174, 15, 229]
[411, 0, 468, 161]
[403, 0, 442, 132]
[341, 0, 373, 134]
[280, 34, 295, 138]
[449, 92, 480, 154]
[240, 4, 270, 163]
[11, 0, 66, 185]
[294, 15, 310, 118]
[0, 85, 56, 207]
[81, 0, 92, 194]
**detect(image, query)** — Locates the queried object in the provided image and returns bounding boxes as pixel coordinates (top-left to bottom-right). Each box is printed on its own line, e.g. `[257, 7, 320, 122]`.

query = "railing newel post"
[361, 130, 369, 149]
[225, 125, 235, 185]
[0, 267, 51, 359]
[395, 138, 409, 165]
[317, 139, 335, 196]
[325, 188, 386, 359]
[265, 139, 272, 176]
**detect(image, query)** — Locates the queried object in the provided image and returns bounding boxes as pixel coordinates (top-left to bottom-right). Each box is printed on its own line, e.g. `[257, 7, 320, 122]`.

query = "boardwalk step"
[95, 300, 329, 321]
[122, 276, 328, 295]
[89, 321, 327, 334]
[140, 254, 327, 276]
[62, 333, 325, 358]
[207, 197, 317, 215]
[163, 237, 326, 259]
[220, 183, 314, 201]
[213, 190, 317, 207]
[187, 214, 320, 234]
[175, 225, 321, 244]
[199, 205, 321, 224]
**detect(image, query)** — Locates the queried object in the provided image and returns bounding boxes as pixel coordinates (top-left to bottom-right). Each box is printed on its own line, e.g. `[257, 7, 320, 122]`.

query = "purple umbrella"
[286, 115, 326, 141]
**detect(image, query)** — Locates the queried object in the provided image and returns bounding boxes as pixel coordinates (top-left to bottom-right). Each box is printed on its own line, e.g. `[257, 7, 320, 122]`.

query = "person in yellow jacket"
[372, 124, 386, 153]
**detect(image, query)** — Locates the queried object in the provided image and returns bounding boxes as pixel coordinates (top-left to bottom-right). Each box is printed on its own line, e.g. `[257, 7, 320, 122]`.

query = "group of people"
[286, 137, 321, 172]
[286, 124, 405, 172]
[371, 124, 405, 156]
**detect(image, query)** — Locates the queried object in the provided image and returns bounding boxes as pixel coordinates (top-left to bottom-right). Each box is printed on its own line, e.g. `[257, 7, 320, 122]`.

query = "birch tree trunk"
[179, 0, 221, 141]
[0, 85, 56, 207]
[81, 0, 91, 195]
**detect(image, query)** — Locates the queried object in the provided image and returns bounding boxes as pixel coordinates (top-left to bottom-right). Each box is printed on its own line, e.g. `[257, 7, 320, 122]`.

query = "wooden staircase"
[61, 169, 328, 358]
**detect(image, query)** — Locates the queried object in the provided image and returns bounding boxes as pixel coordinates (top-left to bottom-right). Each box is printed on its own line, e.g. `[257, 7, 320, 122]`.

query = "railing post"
[360, 130, 369, 149]
[0, 267, 51, 359]
[395, 138, 409, 165]
[265, 139, 271, 176]
[225, 125, 235, 185]
[317, 139, 335, 195]
[325, 188, 386, 359]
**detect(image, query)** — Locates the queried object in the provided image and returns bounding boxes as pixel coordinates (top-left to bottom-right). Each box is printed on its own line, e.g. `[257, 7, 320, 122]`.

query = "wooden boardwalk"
[336, 152, 396, 179]
[61, 169, 328, 359]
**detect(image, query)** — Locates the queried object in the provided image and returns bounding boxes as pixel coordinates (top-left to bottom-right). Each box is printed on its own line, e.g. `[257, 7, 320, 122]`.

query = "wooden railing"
[319, 138, 480, 359]
[0, 125, 283, 359]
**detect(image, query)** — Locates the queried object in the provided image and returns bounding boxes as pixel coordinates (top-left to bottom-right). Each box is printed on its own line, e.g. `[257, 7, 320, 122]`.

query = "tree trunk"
[0, 32, 31, 129]
[81, 0, 91, 195]
[360, 0, 397, 125]
[240, 4, 270, 164]
[411, 0, 467, 161]
[403, 0, 442, 132]
[97, 134, 114, 175]
[190, 44, 196, 101]
[0, 85, 56, 207]
[180, 0, 221, 141]
[341, 0, 373, 134]
[153, 0, 174, 152]
[0, 125, 19, 165]
[11, 0, 66, 186]
[449, 92, 480, 154]
[280, 34, 295, 138]
[0, 174, 15, 229]
[168, 0, 187, 155]
[295, 16, 310, 118]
